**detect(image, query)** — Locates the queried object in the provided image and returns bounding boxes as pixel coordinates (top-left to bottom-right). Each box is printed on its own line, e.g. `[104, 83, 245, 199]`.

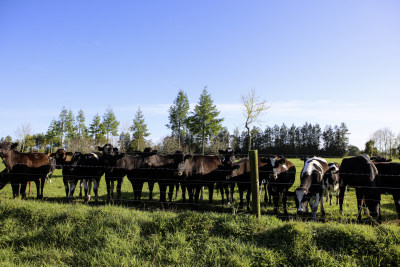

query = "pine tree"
[88, 114, 106, 144]
[166, 90, 190, 150]
[102, 107, 120, 143]
[76, 109, 88, 138]
[187, 87, 223, 154]
[130, 107, 150, 151]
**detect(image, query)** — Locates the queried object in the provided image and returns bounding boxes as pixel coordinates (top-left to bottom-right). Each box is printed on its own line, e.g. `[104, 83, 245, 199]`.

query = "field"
[1, 158, 400, 266]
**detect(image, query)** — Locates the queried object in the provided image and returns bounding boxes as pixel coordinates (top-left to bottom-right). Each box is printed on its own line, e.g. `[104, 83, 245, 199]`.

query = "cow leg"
[39, 178, 45, 199]
[272, 189, 279, 214]
[34, 180, 41, 199]
[20, 182, 28, 199]
[230, 183, 235, 203]
[63, 178, 69, 200]
[355, 189, 364, 222]
[319, 191, 326, 216]
[181, 183, 187, 203]
[105, 179, 112, 202]
[282, 191, 288, 216]
[148, 181, 155, 200]
[82, 179, 89, 202]
[167, 184, 174, 202]
[187, 184, 194, 204]
[69, 181, 77, 201]
[175, 183, 180, 200]
[208, 184, 214, 204]
[11, 183, 19, 198]
[78, 180, 83, 199]
[116, 179, 123, 202]
[111, 180, 115, 202]
[0, 173, 10, 191]
[246, 187, 251, 210]
[238, 186, 244, 210]
[308, 193, 320, 221]
[194, 186, 201, 204]
[93, 178, 100, 203]
[338, 185, 347, 215]
[159, 183, 167, 203]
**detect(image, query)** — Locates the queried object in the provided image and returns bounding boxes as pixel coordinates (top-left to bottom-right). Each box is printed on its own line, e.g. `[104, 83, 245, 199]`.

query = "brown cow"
[177, 154, 222, 205]
[0, 142, 52, 199]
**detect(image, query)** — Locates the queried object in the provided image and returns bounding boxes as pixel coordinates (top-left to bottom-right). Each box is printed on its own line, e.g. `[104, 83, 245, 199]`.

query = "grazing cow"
[339, 155, 380, 221]
[260, 156, 296, 215]
[323, 162, 340, 205]
[373, 161, 400, 219]
[177, 154, 223, 205]
[141, 151, 185, 203]
[296, 157, 330, 220]
[0, 142, 52, 199]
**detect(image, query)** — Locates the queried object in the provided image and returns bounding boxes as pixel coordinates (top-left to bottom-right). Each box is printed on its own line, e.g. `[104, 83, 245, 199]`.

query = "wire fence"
[0, 152, 399, 223]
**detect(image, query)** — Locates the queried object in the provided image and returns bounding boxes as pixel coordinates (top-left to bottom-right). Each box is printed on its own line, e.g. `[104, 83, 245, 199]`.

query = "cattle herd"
[0, 141, 400, 222]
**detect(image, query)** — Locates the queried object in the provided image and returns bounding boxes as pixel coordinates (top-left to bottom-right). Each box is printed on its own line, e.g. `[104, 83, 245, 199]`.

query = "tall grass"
[1, 158, 400, 266]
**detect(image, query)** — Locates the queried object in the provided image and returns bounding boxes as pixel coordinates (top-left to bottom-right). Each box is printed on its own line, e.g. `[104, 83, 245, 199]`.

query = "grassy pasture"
[1, 158, 400, 266]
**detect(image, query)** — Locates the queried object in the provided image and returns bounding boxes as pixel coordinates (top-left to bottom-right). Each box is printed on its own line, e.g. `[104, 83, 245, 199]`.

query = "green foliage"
[102, 107, 120, 143]
[88, 114, 106, 144]
[167, 90, 190, 150]
[129, 107, 150, 151]
[365, 139, 379, 157]
[187, 87, 223, 154]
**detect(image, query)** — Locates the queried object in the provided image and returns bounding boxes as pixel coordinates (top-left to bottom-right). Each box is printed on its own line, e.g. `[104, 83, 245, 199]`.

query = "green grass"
[1, 158, 400, 266]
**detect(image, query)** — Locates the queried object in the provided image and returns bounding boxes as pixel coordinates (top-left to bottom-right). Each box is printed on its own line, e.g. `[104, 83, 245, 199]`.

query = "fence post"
[249, 150, 261, 218]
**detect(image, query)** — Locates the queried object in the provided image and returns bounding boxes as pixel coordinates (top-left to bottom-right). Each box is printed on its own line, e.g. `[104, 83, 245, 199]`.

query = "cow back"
[339, 155, 378, 187]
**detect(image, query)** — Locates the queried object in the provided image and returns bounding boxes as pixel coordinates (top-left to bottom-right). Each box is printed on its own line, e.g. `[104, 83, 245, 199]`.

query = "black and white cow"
[296, 157, 330, 220]
[323, 162, 340, 205]
[260, 156, 296, 215]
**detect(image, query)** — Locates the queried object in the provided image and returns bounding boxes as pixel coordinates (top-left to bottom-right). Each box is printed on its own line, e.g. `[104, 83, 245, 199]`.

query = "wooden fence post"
[249, 150, 261, 218]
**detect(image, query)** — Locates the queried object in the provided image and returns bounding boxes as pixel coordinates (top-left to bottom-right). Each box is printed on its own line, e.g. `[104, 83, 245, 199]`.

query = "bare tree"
[241, 89, 270, 152]
[15, 123, 32, 152]
[371, 127, 396, 156]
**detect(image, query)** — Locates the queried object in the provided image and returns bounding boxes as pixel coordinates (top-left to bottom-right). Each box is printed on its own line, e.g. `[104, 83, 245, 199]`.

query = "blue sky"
[0, 0, 399, 149]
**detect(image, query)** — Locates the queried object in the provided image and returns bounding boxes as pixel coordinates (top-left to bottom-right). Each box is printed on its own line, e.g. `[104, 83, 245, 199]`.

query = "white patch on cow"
[90, 153, 99, 160]
[296, 190, 305, 212]
[301, 157, 326, 177]
[334, 183, 339, 191]
[269, 157, 276, 167]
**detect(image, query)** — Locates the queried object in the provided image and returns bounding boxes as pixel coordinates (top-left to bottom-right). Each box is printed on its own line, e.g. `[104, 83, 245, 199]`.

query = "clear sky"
[0, 0, 399, 149]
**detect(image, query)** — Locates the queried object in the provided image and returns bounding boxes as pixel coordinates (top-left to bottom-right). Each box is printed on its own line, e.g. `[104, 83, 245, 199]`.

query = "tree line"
[4, 87, 397, 157]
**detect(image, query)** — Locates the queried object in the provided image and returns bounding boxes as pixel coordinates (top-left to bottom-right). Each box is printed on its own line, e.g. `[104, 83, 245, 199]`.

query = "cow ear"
[113, 148, 119, 152]
[11, 143, 18, 150]
[98, 146, 103, 151]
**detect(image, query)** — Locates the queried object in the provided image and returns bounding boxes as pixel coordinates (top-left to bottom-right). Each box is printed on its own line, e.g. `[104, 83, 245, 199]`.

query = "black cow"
[0, 142, 53, 199]
[141, 151, 185, 203]
[98, 144, 123, 203]
[53, 149, 84, 201]
[339, 155, 380, 221]
[373, 161, 400, 219]
[224, 158, 268, 210]
[296, 157, 330, 220]
[260, 156, 296, 215]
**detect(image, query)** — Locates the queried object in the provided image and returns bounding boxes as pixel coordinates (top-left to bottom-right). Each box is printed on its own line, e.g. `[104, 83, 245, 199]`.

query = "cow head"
[0, 142, 18, 157]
[98, 144, 118, 165]
[177, 154, 193, 176]
[219, 147, 236, 166]
[261, 155, 288, 181]
[53, 149, 73, 169]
